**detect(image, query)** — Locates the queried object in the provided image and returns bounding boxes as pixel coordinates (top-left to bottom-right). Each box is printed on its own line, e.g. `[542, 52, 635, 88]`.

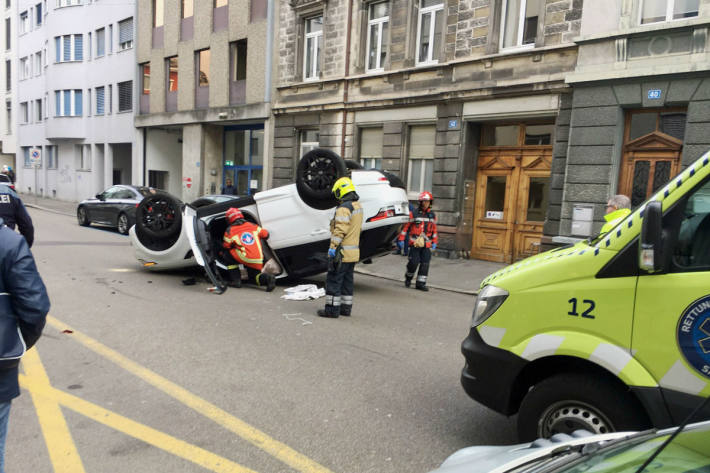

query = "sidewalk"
[22, 192, 507, 295]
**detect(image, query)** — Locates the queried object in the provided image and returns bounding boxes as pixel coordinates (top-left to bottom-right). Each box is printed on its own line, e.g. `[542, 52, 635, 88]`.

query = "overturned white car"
[128, 149, 410, 292]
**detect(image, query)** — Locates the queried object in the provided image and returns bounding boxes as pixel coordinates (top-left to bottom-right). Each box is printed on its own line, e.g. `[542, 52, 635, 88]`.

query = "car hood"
[478, 240, 616, 292]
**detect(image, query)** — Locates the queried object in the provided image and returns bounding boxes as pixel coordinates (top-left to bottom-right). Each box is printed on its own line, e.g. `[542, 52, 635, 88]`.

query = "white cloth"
[281, 284, 325, 301]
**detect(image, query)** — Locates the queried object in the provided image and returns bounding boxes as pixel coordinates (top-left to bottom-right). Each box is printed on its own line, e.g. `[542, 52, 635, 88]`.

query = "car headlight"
[471, 285, 508, 328]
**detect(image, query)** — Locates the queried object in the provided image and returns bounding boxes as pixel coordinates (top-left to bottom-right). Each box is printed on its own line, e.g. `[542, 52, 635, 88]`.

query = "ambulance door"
[632, 178, 710, 422]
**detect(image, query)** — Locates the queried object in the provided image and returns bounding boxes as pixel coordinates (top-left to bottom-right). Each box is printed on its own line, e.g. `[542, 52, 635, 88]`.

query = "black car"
[77, 185, 155, 235]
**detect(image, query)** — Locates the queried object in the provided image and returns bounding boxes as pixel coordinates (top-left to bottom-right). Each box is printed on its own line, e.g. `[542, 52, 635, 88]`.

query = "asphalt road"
[6, 207, 517, 473]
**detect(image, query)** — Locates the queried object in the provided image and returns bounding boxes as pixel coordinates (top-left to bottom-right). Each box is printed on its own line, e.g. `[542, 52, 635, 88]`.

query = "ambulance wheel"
[296, 148, 347, 210]
[135, 192, 183, 240]
[517, 373, 649, 441]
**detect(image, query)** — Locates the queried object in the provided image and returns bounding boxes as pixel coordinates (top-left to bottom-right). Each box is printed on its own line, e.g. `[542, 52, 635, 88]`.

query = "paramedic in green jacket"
[600, 194, 631, 234]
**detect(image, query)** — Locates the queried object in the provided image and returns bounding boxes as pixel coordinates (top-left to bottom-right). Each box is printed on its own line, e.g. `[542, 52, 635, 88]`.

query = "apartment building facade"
[273, 0, 583, 263]
[134, 0, 276, 202]
[15, 0, 136, 201]
[546, 0, 710, 242]
[1, 0, 16, 171]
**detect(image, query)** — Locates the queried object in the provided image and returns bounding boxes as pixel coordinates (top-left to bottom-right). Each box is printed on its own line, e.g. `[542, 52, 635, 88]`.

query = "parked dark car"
[190, 194, 240, 208]
[0, 174, 14, 191]
[77, 185, 155, 235]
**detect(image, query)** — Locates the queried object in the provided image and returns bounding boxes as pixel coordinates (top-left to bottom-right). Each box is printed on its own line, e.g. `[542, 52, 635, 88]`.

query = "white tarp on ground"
[281, 284, 325, 300]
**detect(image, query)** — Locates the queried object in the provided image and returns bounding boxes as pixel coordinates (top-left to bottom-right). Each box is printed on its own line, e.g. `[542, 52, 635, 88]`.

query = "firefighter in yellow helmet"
[317, 177, 363, 318]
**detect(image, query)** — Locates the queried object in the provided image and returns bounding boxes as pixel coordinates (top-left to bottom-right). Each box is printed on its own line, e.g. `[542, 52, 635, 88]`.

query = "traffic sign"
[30, 148, 41, 167]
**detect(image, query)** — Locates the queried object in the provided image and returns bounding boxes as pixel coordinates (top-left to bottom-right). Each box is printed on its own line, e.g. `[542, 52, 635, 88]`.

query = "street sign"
[648, 89, 662, 100]
[30, 148, 41, 167]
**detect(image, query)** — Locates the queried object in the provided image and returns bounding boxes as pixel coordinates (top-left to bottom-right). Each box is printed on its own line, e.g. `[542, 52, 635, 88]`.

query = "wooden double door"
[471, 148, 552, 263]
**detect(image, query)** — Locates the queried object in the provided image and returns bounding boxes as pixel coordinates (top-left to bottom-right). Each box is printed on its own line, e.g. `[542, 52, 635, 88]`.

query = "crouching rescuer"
[318, 177, 363, 318]
[222, 207, 276, 292]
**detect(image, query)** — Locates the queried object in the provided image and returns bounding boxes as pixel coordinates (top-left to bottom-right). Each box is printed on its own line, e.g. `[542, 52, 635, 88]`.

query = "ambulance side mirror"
[639, 200, 663, 273]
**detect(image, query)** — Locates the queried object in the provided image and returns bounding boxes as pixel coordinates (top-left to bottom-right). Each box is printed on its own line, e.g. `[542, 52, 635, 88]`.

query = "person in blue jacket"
[0, 217, 50, 471]
[0, 184, 34, 247]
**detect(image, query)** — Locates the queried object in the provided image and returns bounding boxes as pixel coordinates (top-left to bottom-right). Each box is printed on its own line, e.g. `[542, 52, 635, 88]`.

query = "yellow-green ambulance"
[461, 151, 710, 441]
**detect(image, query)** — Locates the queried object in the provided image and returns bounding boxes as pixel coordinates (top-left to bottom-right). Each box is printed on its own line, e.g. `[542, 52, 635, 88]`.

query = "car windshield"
[533, 425, 710, 473]
[135, 187, 156, 197]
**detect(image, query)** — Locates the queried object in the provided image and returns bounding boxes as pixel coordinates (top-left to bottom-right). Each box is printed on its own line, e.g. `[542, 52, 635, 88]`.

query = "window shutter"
[409, 125, 435, 158]
[118, 18, 133, 44]
[63, 35, 71, 61]
[96, 86, 104, 114]
[118, 81, 132, 112]
[74, 34, 83, 60]
[96, 28, 105, 55]
[74, 90, 82, 116]
[360, 128, 383, 158]
[63, 90, 71, 115]
[55, 91, 60, 115]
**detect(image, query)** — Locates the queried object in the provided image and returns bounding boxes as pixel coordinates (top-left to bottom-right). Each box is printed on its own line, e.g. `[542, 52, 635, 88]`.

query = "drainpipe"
[340, 0, 354, 158]
[142, 128, 147, 186]
[264, 0, 274, 104]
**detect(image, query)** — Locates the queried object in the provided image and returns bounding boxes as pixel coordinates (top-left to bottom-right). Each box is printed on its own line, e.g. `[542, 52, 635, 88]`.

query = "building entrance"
[223, 125, 264, 196]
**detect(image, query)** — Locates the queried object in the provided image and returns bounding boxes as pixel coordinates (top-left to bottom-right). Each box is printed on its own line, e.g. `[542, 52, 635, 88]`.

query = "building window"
[20, 102, 28, 124]
[182, 0, 193, 18]
[366, 2, 389, 72]
[54, 89, 83, 116]
[55, 34, 83, 62]
[95, 86, 104, 115]
[359, 128, 383, 169]
[300, 129, 320, 156]
[35, 3, 42, 25]
[19, 11, 28, 34]
[407, 125, 435, 196]
[19, 57, 29, 80]
[214, 0, 227, 6]
[501, 0, 541, 49]
[4, 18, 10, 50]
[416, 0, 443, 65]
[4, 60, 10, 91]
[250, 0, 266, 22]
[303, 16, 322, 80]
[142, 64, 150, 95]
[57, 0, 82, 6]
[108, 24, 113, 53]
[96, 27, 105, 56]
[153, 0, 164, 27]
[167, 56, 178, 91]
[78, 144, 91, 170]
[4, 101, 10, 134]
[197, 49, 210, 87]
[229, 40, 247, 104]
[118, 81, 132, 112]
[36, 99, 42, 121]
[108, 84, 113, 113]
[640, 0, 699, 24]
[46, 145, 57, 169]
[34, 52, 42, 76]
[22, 147, 30, 167]
[118, 17, 133, 50]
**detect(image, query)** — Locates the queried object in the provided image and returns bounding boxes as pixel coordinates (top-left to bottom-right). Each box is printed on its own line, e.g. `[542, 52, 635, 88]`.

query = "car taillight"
[367, 206, 396, 222]
[378, 177, 388, 181]
[135, 203, 140, 208]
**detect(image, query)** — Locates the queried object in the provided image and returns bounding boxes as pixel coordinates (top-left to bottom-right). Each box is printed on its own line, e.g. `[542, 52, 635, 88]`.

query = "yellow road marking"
[22, 349, 86, 473]
[19, 374, 257, 473]
[47, 316, 335, 473]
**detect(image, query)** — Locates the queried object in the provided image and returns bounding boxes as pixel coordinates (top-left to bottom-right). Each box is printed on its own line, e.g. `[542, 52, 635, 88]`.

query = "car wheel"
[517, 373, 649, 441]
[135, 192, 183, 240]
[296, 148, 347, 210]
[117, 213, 130, 235]
[77, 207, 90, 226]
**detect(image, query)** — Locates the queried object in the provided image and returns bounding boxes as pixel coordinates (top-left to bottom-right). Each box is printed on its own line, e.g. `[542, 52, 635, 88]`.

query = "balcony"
[45, 116, 86, 139]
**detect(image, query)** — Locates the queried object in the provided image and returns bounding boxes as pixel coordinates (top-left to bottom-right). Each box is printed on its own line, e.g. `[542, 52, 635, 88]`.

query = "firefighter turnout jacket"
[329, 194, 363, 263]
[399, 207, 437, 249]
[222, 221, 269, 270]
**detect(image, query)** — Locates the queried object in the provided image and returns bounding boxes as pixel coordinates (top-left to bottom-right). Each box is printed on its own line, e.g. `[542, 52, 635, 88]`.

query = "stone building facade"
[273, 0, 583, 262]
[546, 0, 710, 242]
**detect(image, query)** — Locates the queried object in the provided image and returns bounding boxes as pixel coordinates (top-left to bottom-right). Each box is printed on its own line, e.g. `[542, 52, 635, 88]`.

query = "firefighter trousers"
[406, 247, 431, 287]
[325, 262, 355, 316]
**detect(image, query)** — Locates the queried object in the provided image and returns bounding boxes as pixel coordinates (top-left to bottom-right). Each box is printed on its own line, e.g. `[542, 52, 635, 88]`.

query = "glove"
[432, 243, 437, 250]
[328, 248, 336, 258]
[397, 240, 404, 251]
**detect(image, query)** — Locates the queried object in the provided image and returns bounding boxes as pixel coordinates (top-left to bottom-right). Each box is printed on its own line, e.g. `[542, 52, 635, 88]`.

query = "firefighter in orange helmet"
[222, 207, 276, 291]
[399, 191, 437, 291]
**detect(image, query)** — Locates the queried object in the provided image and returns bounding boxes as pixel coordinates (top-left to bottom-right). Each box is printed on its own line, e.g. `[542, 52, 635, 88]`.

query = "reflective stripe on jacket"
[222, 221, 269, 270]
[399, 207, 437, 248]
[329, 197, 363, 263]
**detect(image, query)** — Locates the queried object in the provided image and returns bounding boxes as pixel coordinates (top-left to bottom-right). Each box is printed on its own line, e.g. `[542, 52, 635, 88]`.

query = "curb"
[354, 267, 477, 296]
[25, 203, 75, 218]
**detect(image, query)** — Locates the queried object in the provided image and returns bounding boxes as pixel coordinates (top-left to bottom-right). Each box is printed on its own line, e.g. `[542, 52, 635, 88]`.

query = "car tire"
[517, 373, 649, 441]
[117, 213, 130, 235]
[345, 160, 364, 170]
[77, 207, 90, 226]
[135, 192, 183, 240]
[296, 148, 347, 210]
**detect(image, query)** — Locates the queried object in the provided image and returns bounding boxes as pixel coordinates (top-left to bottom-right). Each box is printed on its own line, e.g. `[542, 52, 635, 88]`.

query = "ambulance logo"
[240, 233, 255, 246]
[677, 295, 710, 378]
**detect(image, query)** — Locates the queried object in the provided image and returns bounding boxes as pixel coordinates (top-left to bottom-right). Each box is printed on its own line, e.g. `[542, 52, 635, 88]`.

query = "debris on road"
[280, 284, 325, 301]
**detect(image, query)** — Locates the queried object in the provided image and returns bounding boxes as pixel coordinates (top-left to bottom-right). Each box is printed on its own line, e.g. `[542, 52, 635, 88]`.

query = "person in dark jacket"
[0, 217, 50, 471]
[221, 178, 237, 195]
[0, 184, 34, 247]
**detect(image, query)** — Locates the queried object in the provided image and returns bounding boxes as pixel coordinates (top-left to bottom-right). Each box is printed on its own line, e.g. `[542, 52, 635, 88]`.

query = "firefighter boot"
[317, 305, 339, 318]
[404, 272, 413, 288]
